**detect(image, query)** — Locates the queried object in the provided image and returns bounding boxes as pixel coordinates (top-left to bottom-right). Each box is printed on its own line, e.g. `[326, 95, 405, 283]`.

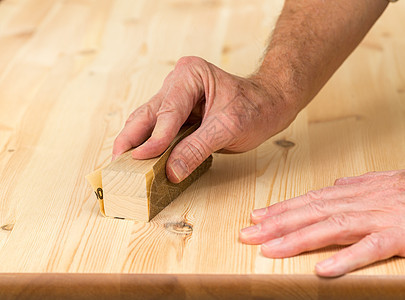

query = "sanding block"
[86, 124, 213, 222]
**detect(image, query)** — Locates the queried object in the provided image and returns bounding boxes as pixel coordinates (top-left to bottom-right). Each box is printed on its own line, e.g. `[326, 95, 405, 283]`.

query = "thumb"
[166, 117, 236, 183]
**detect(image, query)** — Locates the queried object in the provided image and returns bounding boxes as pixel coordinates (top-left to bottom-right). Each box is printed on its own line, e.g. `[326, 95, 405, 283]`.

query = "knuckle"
[292, 229, 308, 250]
[269, 215, 284, 232]
[175, 56, 204, 70]
[157, 101, 179, 115]
[327, 214, 351, 230]
[181, 138, 208, 165]
[342, 246, 357, 262]
[334, 177, 346, 185]
[130, 103, 156, 123]
[363, 233, 385, 258]
[306, 189, 324, 201]
[277, 201, 290, 214]
[159, 91, 192, 114]
[307, 200, 327, 216]
[293, 229, 305, 240]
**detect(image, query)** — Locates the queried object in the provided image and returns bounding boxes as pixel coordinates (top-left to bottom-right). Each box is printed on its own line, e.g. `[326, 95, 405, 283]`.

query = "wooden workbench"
[0, 0, 404, 299]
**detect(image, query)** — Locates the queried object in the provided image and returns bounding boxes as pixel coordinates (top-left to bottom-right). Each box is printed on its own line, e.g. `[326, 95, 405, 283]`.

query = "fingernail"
[170, 159, 189, 182]
[240, 224, 261, 236]
[316, 257, 335, 272]
[252, 207, 267, 218]
[262, 237, 284, 248]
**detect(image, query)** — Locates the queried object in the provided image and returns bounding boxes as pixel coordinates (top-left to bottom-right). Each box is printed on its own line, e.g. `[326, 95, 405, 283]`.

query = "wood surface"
[98, 124, 213, 221]
[1, 273, 405, 300]
[0, 0, 404, 299]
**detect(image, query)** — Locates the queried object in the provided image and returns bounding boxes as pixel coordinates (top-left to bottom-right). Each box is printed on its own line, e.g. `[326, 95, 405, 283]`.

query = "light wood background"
[0, 0, 404, 298]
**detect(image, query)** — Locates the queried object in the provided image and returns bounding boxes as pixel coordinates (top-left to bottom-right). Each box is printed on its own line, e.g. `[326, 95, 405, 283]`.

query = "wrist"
[249, 58, 303, 122]
[247, 68, 301, 134]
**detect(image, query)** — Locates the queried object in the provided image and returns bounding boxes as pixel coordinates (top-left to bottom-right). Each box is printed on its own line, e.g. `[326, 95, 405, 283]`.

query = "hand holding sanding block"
[86, 124, 213, 222]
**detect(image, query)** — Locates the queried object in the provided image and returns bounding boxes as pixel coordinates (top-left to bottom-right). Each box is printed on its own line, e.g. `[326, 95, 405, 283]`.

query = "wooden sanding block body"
[86, 124, 213, 222]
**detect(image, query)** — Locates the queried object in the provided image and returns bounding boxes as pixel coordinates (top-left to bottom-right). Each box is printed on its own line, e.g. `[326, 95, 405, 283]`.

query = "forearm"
[254, 0, 388, 112]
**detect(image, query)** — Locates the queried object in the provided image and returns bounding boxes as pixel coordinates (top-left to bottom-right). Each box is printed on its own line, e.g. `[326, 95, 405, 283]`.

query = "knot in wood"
[1, 223, 14, 231]
[274, 139, 295, 149]
[165, 221, 193, 235]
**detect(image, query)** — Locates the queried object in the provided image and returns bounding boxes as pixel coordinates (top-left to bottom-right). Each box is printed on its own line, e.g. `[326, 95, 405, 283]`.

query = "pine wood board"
[0, 0, 404, 298]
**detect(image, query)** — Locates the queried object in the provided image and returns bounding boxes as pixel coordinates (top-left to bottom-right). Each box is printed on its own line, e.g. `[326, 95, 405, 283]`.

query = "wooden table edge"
[0, 273, 404, 299]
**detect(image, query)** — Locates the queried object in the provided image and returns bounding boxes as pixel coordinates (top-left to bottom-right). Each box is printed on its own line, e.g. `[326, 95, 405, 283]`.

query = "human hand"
[239, 170, 405, 277]
[112, 56, 297, 183]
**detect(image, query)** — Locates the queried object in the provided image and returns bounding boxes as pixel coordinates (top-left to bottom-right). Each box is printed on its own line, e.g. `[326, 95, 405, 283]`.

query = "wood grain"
[0, 273, 405, 300]
[0, 0, 404, 298]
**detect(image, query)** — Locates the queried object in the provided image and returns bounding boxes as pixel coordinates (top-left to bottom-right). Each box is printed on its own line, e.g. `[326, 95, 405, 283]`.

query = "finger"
[334, 170, 399, 186]
[166, 116, 236, 183]
[112, 97, 161, 160]
[315, 228, 403, 277]
[132, 60, 205, 159]
[259, 211, 381, 259]
[250, 183, 373, 224]
[241, 195, 377, 245]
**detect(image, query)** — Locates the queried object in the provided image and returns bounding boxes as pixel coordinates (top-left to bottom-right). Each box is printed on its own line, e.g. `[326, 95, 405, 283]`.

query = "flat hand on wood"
[240, 170, 405, 277]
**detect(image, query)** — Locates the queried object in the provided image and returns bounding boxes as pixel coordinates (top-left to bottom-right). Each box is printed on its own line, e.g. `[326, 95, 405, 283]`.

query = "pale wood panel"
[0, 0, 403, 288]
